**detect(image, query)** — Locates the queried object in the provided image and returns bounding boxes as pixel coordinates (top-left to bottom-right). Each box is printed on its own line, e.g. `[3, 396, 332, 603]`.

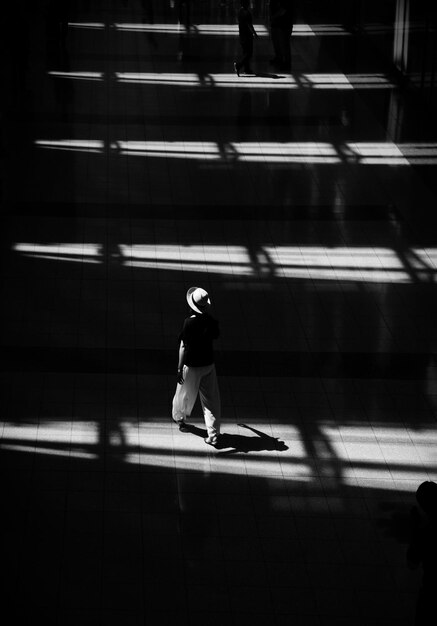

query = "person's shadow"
[239, 72, 287, 80]
[184, 423, 288, 453]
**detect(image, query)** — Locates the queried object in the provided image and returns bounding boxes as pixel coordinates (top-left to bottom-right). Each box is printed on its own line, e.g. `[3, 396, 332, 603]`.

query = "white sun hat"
[186, 287, 211, 314]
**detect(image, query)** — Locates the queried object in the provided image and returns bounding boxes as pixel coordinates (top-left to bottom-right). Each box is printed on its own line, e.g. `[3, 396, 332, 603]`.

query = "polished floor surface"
[2, 1, 437, 624]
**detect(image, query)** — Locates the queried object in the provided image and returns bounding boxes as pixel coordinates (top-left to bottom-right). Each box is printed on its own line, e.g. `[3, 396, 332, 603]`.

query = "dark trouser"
[178, 0, 191, 26]
[271, 25, 282, 61]
[236, 37, 253, 73]
[280, 25, 293, 68]
[271, 24, 293, 68]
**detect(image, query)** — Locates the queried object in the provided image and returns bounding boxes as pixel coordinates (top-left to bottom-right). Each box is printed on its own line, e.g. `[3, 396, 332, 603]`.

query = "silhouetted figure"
[269, 0, 294, 71]
[407, 481, 437, 625]
[218, 424, 288, 453]
[178, 0, 191, 27]
[234, 0, 258, 76]
[172, 287, 221, 447]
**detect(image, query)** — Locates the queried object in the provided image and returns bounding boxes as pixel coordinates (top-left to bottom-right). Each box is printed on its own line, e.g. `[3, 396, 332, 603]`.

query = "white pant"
[172, 363, 221, 437]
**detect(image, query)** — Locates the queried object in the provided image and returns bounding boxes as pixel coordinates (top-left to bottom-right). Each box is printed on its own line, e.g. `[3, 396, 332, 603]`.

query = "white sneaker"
[172, 418, 189, 432]
[204, 435, 219, 446]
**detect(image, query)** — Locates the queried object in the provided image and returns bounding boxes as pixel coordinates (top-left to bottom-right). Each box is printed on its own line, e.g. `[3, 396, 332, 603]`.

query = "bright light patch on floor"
[12, 241, 437, 283]
[114, 22, 269, 35]
[119, 243, 252, 276]
[1, 421, 435, 485]
[347, 142, 406, 165]
[35, 138, 437, 165]
[396, 142, 437, 164]
[113, 22, 352, 37]
[308, 24, 350, 35]
[13, 243, 101, 255]
[67, 20, 355, 37]
[68, 22, 105, 29]
[112, 23, 324, 36]
[113, 140, 424, 164]
[299, 72, 351, 88]
[34, 139, 104, 153]
[114, 140, 221, 160]
[115, 72, 395, 90]
[3, 425, 38, 441]
[118, 244, 437, 284]
[114, 139, 330, 162]
[48, 71, 104, 81]
[13, 243, 102, 264]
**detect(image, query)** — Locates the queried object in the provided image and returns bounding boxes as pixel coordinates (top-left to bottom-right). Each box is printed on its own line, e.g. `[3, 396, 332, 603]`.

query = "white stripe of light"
[34, 139, 104, 153]
[113, 23, 350, 37]
[114, 140, 412, 165]
[118, 244, 437, 283]
[13, 243, 101, 256]
[115, 71, 395, 89]
[48, 71, 104, 81]
[68, 22, 105, 29]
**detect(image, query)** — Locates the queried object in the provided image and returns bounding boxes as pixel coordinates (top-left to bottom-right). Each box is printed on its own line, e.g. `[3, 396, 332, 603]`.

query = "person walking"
[407, 481, 437, 625]
[171, 287, 221, 446]
[234, 0, 258, 76]
[269, 0, 294, 71]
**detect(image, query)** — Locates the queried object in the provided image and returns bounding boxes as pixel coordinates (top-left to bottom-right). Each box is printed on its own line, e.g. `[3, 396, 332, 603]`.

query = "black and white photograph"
[1, 1, 437, 624]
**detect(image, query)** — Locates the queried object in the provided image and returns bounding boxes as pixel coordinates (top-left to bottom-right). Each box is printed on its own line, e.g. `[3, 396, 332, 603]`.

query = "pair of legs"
[270, 25, 293, 69]
[235, 37, 253, 74]
[172, 363, 221, 440]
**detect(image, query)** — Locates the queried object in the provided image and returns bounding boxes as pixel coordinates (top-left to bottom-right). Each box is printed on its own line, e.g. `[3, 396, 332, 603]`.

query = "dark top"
[269, 0, 294, 28]
[238, 8, 254, 39]
[179, 313, 220, 367]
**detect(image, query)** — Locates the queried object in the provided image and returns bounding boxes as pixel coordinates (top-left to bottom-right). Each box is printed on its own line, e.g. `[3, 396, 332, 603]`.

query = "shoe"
[234, 62, 240, 77]
[172, 418, 189, 432]
[204, 435, 219, 446]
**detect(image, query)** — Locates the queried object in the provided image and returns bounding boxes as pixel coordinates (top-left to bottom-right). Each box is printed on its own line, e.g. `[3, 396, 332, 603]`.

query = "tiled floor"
[2, 1, 437, 624]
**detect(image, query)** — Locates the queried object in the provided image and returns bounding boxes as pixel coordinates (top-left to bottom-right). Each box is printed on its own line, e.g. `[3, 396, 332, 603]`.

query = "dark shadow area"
[219, 425, 289, 453]
[0, 438, 424, 625]
[181, 423, 288, 453]
[244, 72, 287, 80]
[45, 0, 71, 72]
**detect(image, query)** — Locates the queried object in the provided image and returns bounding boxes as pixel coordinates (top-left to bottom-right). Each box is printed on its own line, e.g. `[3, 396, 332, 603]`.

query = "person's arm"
[177, 340, 186, 384]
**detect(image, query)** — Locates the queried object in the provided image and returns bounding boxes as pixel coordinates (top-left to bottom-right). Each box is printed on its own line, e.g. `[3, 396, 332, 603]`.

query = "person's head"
[416, 481, 437, 518]
[241, 0, 250, 9]
[186, 286, 211, 314]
